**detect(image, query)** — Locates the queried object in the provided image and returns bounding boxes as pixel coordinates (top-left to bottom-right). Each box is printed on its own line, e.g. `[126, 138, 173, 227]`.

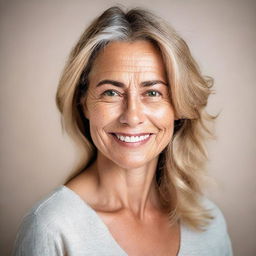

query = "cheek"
[86, 101, 121, 127]
[148, 103, 175, 129]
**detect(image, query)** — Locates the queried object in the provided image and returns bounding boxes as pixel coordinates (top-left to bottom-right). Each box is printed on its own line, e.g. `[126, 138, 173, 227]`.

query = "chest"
[97, 211, 181, 256]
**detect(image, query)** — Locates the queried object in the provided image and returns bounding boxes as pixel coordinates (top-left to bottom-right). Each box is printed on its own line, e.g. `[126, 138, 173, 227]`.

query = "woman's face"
[83, 40, 175, 169]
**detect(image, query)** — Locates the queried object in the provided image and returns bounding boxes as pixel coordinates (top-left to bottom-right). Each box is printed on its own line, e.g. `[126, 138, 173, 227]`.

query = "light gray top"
[12, 185, 233, 256]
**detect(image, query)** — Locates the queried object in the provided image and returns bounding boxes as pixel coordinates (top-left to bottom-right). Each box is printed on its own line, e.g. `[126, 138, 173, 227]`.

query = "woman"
[12, 6, 233, 256]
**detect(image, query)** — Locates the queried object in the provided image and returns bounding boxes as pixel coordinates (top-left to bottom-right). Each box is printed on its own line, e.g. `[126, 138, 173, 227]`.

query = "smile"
[115, 134, 150, 143]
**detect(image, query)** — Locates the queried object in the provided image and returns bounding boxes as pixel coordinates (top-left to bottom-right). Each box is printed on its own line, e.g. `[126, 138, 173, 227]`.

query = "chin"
[112, 155, 157, 170]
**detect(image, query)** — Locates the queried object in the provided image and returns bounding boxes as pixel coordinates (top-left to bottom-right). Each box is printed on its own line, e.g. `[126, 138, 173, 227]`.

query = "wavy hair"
[56, 6, 217, 230]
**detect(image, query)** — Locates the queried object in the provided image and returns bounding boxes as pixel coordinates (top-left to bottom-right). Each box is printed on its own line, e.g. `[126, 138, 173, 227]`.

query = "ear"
[174, 113, 179, 121]
[83, 105, 89, 119]
[80, 96, 89, 119]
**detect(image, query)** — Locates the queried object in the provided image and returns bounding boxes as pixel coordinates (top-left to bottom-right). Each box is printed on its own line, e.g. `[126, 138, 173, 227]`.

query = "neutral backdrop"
[1, 0, 255, 255]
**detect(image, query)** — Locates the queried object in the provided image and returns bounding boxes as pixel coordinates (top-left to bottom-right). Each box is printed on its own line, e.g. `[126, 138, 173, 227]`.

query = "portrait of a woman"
[12, 6, 233, 256]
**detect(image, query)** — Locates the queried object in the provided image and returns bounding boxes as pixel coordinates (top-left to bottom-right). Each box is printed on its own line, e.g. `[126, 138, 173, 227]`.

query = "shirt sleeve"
[215, 204, 233, 256]
[223, 223, 233, 256]
[12, 213, 64, 256]
[204, 197, 234, 256]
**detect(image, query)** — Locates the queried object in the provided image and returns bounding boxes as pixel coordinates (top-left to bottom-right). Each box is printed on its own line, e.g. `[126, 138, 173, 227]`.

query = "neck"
[92, 152, 162, 220]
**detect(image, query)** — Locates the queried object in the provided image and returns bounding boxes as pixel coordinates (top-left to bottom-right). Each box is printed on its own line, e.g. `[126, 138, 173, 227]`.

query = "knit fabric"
[12, 186, 233, 256]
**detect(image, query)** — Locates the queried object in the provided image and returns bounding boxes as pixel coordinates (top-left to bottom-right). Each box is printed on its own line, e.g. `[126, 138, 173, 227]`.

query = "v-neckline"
[60, 185, 184, 255]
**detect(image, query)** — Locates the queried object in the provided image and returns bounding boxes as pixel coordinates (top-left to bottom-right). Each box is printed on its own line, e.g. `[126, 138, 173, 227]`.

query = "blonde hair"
[56, 6, 217, 230]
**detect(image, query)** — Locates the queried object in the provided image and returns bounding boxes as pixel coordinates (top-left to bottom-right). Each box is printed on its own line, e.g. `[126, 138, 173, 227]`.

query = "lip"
[110, 133, 153, 148]
[111, 132, 153, 136]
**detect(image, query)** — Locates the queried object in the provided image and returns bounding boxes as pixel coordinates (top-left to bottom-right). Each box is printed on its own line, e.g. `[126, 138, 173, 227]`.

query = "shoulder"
[180, 197, 233, 256]
[12, 186, 97, 255]
[20, 186, 97, 231]
[200, 196, 229, 233]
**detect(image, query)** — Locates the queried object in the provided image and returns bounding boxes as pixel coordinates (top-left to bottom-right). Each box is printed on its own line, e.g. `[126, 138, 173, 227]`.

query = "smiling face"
[82, 40, 175, 169]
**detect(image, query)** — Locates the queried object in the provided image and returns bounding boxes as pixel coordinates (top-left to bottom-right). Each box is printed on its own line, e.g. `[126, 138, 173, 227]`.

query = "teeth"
[115, 134, 150, 143]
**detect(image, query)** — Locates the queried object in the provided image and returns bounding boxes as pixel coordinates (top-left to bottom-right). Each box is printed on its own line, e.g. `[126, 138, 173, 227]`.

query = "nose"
[119, 93, 145, 127]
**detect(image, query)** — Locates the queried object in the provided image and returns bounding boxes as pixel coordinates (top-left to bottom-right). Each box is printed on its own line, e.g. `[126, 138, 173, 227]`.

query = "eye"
[145, 90, 162, 97]
[102, 90, 120, 97]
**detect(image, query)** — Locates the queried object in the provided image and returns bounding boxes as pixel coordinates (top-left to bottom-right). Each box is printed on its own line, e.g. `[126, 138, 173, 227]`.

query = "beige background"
[1, 0, 255, 255]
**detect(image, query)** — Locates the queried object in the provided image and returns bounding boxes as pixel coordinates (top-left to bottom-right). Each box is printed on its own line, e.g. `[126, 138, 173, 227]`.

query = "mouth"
[110, 133, 153, 144]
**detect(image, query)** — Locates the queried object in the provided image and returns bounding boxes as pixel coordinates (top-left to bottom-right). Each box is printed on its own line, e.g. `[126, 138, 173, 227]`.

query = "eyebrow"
[96, 79, 167, 88]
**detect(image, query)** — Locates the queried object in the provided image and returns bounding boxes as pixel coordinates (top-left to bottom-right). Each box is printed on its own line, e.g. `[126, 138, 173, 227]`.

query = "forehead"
[89, 40, 166, 76]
